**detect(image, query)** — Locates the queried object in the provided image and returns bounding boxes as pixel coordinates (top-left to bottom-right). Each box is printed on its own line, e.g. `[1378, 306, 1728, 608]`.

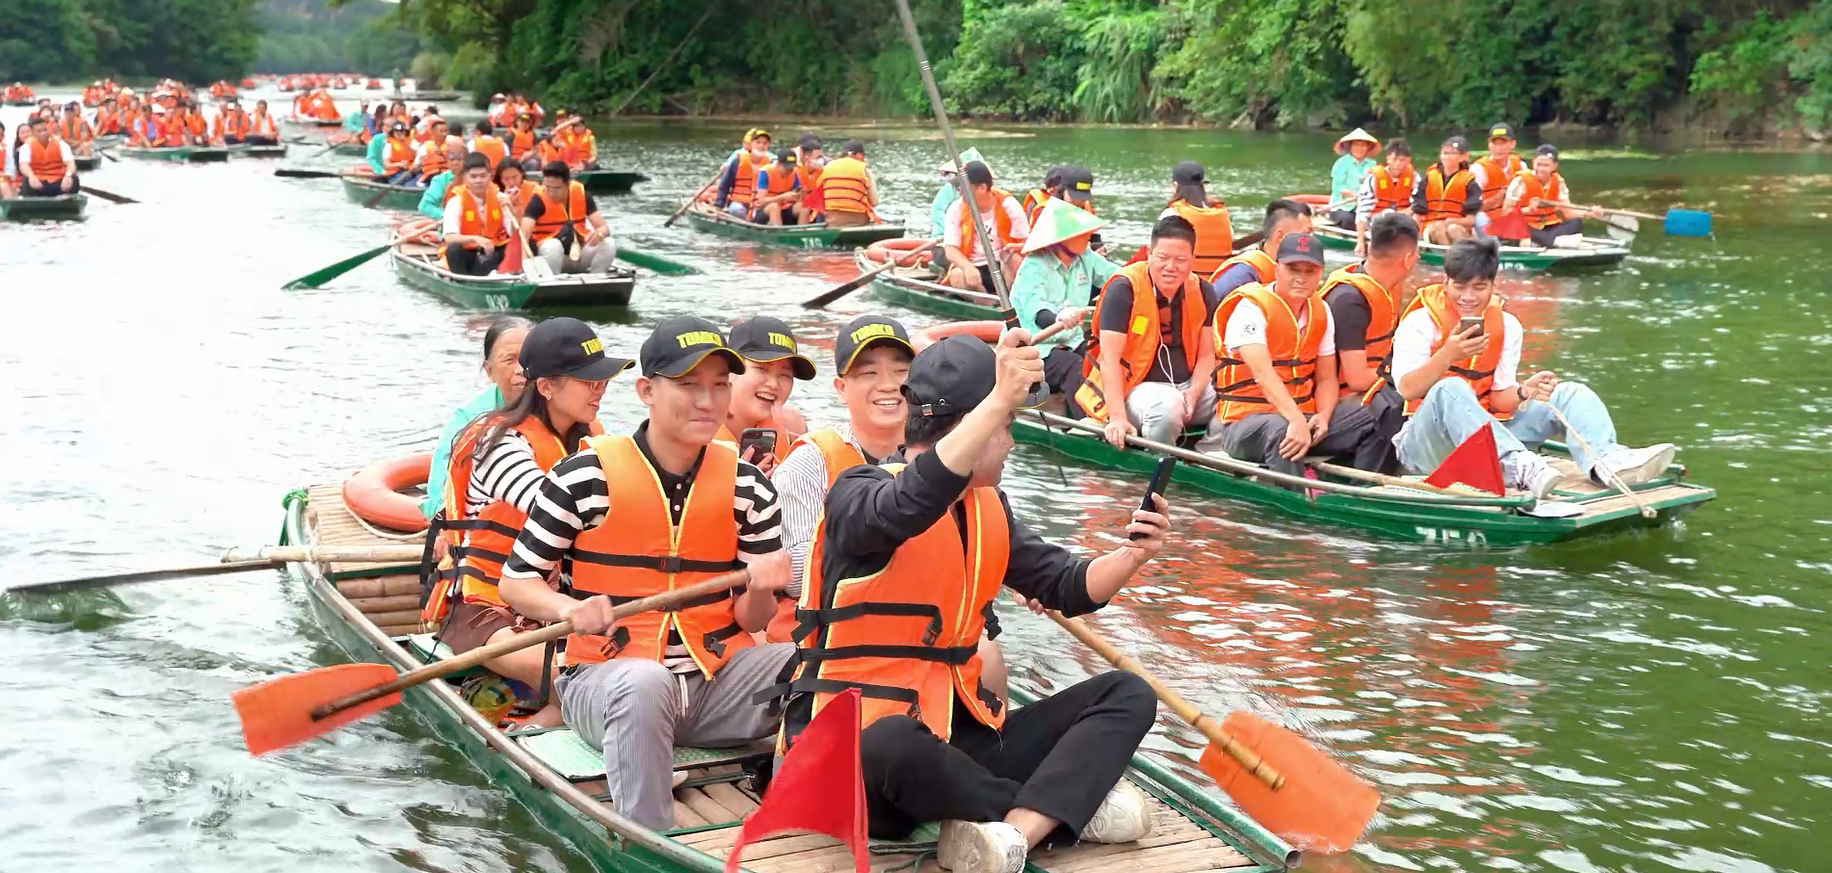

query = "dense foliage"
[0, 0, 259, 83]
[255, 0, 422, 76]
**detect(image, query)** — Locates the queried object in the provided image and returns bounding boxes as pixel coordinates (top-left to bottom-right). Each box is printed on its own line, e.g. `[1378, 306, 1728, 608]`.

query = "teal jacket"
[419, 171, 456, 220]
[929, 183, 959, 238]
[366, 133, 387, 174]
[1010, 248, 1122, 350]
[420, 386, 503, 520]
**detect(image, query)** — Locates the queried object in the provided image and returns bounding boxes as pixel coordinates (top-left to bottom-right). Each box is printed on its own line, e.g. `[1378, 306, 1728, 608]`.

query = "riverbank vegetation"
[0, 0, 258, 84]
[255, 0, 423, 77]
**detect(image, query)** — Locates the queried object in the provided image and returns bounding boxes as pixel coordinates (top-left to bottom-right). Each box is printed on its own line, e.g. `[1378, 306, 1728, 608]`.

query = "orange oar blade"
[1199, 711, 1380, 855]
[233, 663, 402, 755]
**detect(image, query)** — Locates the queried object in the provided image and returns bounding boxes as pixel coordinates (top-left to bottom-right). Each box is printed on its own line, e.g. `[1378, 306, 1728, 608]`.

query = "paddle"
[99, 148, 120, 163]
[1048, 611, 1379, 853]
[664, 168, 725, 228]
[83, 186, 137, 205]
[802, 236, 942, 309]
[5, 545, 424, 596]
[274, 168, 342, 179]
[613, 247, 698, 276]
[1545, 200, 1712, 238]
[283, 235, 399, 290]
[1546, 405, 1656, 519]
[364, 178, 417, 209]
[233, 571, 749, 755]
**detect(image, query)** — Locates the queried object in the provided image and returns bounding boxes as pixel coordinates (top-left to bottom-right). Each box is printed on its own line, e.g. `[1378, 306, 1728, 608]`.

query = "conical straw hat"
[1022, 199, 1110, 254]
[939, 146, 987, 175]
[1334, 128, 1380, 155]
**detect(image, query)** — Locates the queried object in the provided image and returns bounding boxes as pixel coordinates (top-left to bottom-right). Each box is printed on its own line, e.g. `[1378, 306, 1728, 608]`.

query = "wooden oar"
[233, 571, 749, 755]
[1545, 405, 1656, 518]
[802, 236, 942, 308]
[1544, 200, 1712, 238]
[283, 234, 400, 290]
[663, 168, 725, 228]
[613, 247, 698, 276]
[1048, 611, 1379, 853]
[5, 545, 424, 596]
[83, 186, 137, 205]
[99, 148, 120, 163]
[274, 168, 342, 179]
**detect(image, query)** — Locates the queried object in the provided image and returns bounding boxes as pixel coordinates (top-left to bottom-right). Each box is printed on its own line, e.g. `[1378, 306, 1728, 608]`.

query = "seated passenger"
[719, 316, 815, 470]
[440, 153, 522, 277]
[940, 160, 1030, 294]
[1010, 199, 1117, 410]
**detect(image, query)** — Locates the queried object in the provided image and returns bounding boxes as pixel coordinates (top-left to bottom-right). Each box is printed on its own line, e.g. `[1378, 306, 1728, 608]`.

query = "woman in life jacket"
[420, 315, 534, 522]
[720, 317, 814, 473]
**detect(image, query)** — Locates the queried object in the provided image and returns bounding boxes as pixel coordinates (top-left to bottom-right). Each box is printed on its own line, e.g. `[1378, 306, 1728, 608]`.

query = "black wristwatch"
[1517, 385, 1529, 403]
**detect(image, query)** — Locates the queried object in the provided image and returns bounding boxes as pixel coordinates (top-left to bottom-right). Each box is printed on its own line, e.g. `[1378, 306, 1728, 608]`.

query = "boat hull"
[855, 248, 1004, 319]
[575, 170, 649, 195]
[341, 174, 425, 210]
[0, 193, 87, 221]
[685, 203, 906, 248]
[390, 246, 636, 309]
[1311, 213, 1629, 270]
[118, 146, 231, 163]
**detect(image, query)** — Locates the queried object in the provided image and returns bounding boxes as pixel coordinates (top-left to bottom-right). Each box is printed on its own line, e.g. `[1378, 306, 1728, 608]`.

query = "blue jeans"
[1396, 380, 1621, 476]
[384, 170, 419, 186]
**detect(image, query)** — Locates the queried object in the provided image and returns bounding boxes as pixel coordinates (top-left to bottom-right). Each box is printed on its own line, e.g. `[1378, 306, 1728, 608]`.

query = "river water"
[0, 93, 1826, 873]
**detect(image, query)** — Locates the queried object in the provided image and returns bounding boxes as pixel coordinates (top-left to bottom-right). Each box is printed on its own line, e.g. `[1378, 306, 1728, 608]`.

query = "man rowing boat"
[522, 162, 618, 274]
[440, 153, 523, 277]
[1010, 199, 1116, 410]
[941, 160, 1029, 293]
[1503, 145, 1604, 247]
[1414, 136, 1481, 245]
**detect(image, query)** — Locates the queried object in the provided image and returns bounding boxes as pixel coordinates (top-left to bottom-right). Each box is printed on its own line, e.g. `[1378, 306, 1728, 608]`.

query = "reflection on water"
[1, 90, 1827, 872]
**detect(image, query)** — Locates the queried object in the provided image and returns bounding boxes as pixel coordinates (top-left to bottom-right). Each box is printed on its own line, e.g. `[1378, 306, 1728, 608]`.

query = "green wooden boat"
[575, 169, 648, 195]
[2, 99, 34, 107]
[74, 154, 102, 171]
[853, 248, 1004, 320]
[275, 483, 1299, 873]
[391, 242, 636, 309]
[685, 202, 906, 249]
[118, 145, 231, 163]
[0, 193, 87, 221]
[93, 134, 124, 150]
[330, 140, 367, 156]
[1311, 212, 1629, 271]
[341, 173, 425, 210]
[228, 142, 288, 158]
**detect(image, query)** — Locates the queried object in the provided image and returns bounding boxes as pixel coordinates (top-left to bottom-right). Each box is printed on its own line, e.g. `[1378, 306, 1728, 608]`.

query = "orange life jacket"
[560, 128, 594, 166]
[455, 184, 513, 248]
[1474, 154, 1525, 216]
[1170, 198, 1236, 276]
[1209, 247, 1275, 286]
[780, 463, 1009, 752]
[1422, 164, 1475, 224]
[724, 153, 762, 207]
[507, 128, 534, 161]
[22, 139, 67, 184]
[58, 115, 91, 144]
[529, 180, 588, 244]
[1400, 284, 1508, 418]
[1318, 264, 1398, 391]
[816, 155, 873, 217]
[425, 416, 590, 628]
[563, 435, 750, 675]
[754, 160, 797, 205]
[250, 111, 277, 136]
[383, 138, 415, 172]
[420, 144, 449, 181]
[472, 135, 507, 170]
[1211, 283, 1328, 424]
[536, 138, 566, 168]
[217, 111, 249, 140]
[1517, 172, 1566, 229]
[764, 429, 867, 644]
[794, 162, 821, 194]
[1073, 261, 1208, 424]
[183, 113, 206, 137]
[957, 190, 1018, 262]
[1367, 164, 1415, 213]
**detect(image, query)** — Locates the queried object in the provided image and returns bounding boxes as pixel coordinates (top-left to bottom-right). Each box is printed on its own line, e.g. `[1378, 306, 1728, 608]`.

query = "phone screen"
[1457, 316, 1485, 337]
[738, 428, 776, 459]
[1131, 458, 1176, 541]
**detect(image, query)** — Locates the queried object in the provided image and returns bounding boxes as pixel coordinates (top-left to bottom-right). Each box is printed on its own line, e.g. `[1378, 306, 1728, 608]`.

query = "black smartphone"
[738, 427, 777, 460]
[1130, 457, 1176, 541]
[1457, 316, 1485, 337]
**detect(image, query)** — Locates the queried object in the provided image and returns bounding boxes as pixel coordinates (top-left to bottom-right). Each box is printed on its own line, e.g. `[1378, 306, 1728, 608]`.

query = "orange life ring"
[911, 320, 1003, 353]
[863, 238, 933, 268]
[1287, 194, 1332, 207]
[393, 217, 441, 246]
[343, 454, 432, 533]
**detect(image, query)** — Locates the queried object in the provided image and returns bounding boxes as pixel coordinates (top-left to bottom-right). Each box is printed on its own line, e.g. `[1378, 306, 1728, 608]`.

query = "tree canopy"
[0, 0, 259, 83]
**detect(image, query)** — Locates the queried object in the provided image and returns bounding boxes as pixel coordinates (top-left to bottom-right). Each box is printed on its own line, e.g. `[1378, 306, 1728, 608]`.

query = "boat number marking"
[484, 294, 511, 310]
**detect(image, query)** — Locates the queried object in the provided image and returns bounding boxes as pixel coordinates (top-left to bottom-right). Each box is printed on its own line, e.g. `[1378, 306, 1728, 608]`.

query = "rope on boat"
[343, 495, 426, 541]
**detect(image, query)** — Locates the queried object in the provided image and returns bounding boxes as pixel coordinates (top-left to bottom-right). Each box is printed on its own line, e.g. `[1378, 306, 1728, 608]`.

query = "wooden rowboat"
[340, 172, 424, 210]
[575, 169, 649, 195]
[0, 193, 87, 221]
[685, 201, 906, 248]
[390, 241, 636, 309]
[2, 99, 34, 107]
[388, 89, 466, 101]
[284, 115, 343, 128]
[276, 483, 1298, 873]
[921, 323, 1716, 546]
[229, 142, 289, 158]
[74, 154, 102, 171]
[118, 145, 231, 163]
[1302, 198, 1631, 271]
[853, 247, 1003, 320]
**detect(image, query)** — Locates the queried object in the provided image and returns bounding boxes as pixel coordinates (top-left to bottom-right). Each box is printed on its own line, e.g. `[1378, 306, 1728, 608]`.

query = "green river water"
[0, 92, 1826, 873]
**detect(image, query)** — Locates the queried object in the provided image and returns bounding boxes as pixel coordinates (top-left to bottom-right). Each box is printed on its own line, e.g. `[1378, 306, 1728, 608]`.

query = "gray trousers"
[536, 236, 617, 274]
[1199, 404, 1380, 478]
[556, 642, 797, 830]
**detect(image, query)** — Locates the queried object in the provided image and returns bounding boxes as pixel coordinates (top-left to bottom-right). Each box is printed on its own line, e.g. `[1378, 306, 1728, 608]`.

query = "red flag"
[1124, 244, 1149, 265]
[1423, 425, 1506, 495]
[724, 688, 868, 873]
[496, 235, 523, 275]
[1487, 208, 1531, 243]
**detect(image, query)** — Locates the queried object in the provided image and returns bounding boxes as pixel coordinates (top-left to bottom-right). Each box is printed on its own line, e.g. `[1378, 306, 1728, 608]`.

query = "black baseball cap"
[963, 161, 993, 187]
[1486, 123, 1516, 141]
[1058, 166, 1094, 203]
[519, 317, 634, 381]
[842, 139, 865, 156]
[798, 133, 822, 151]
[834, 314, 914, 375]
[1276, 232, 1326, 267]
[729, 316, 816, 380]
[1535, 143, 1560, 160]
[902, 335, 1043, 418]
[640, 316, 746, 378]
[389, 121, 408, 133]
[1172, 160, 1207, 205]
[1444, 135, 1471, 153]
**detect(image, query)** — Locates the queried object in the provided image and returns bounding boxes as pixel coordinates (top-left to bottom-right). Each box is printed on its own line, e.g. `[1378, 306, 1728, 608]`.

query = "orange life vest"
[560, 128, 594, 166]
[536, 139, 565, 168]
[764, 429, 868, 644]
[794, 162, 821, 194]
[1422, 164, 1475, 224]
[1368, 164, 1415, 213]
[1517, 172, 1566, 229]
[383, 138, 415, 172]
[217, 111, 248, 140]
[22, 139, 67, 184]
[957, 190, 1018, 262]
[816, 155, 873, 217]
[1318, 264, 1398, 391]
[1074, 261, 1208, 424]
[1474, 154, 1525, 216]
[723, 153, 763, 208]
[780, 463, 1009, 751]
[58, 115, 91, 144]
[1021, 188, 1051, 223]
[1170, 198, 1236, 276]
[420, 144, 449, 181]
[473, 135, 507, 170]
[529, 180, 589, 244]
[1211, 283, 1328, 424]
[563, 435, 750, 675]
[251, 111, 277, 136]
[1400, 284, 1508, 418]
[507, 127, 534, 160]
[456, 184, 513, 248]
[95, 108, 120, 135]
[754, 160, 798, 206]
[1209, 247, 1275, 286]
[424, 416, 596, 629]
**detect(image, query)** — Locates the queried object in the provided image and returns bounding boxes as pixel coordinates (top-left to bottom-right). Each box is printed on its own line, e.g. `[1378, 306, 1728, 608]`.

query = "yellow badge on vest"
[1130, 315, 1149, 335]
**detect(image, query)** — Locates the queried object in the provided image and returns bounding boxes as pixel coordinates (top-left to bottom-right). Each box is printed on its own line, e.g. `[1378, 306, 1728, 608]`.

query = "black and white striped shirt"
[463, 431, 550, 516]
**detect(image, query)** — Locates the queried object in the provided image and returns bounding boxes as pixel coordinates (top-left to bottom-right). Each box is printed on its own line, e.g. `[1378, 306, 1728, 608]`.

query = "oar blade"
[274, 168, 337, 179]
[234, 662, 401, 755]
[615, 248, 698, 276]
[1663, 208, 1712, 237]
[283, 244, 390, 290]
[1198, 711, 1380, 854]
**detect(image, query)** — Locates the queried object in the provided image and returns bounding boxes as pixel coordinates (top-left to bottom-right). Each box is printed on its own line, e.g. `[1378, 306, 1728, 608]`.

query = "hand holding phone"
[1129, 458, 1176, 542]
[738, 427, 777, 465]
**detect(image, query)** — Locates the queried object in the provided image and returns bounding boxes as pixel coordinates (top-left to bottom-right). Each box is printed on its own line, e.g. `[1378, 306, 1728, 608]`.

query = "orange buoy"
[863, 237, 934, 268]
[911, 320, 1003, 353]
[342, 455, 432, 533]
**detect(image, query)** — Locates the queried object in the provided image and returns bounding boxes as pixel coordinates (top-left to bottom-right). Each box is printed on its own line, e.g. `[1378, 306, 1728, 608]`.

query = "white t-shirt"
[442, 188, 519, 238]
[942, 195, 1031, 266]
[18, 138, 74, 180]
[1222, 296, 1337, 358]
[1388, 307, 1523, 393]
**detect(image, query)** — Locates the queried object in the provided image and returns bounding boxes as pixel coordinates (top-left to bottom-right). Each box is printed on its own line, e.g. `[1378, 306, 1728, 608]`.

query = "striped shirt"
[502, 422, 781, 673]
[774, 423, 867, 595]
[464, 430, 549, 516]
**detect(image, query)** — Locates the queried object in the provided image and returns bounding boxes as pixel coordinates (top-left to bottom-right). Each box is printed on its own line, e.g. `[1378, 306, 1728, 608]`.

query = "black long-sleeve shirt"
[819, 448, 1100, 618]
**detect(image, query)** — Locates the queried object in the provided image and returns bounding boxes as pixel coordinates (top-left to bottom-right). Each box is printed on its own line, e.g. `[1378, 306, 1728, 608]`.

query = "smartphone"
[738, 427, 777, 461]
[1130, 457, 1177, 541]
[1456, 316, 1485, 337]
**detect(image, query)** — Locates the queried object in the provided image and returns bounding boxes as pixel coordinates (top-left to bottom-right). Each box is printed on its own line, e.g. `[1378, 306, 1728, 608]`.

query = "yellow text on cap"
[580, 337, 604, 355]
[769, 333, 797, 351]
[1074, 181, 1091, 191]
[675, 330, 723, 349]
[850, 323, 896, 344]
[1491, 128, 1508, 137]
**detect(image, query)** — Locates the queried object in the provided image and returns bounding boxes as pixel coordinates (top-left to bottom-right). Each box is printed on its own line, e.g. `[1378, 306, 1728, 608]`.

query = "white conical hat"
[939, 146, 987, 175]
[1022, 199, 1110, 254]
[1334, 127, 1380, 155]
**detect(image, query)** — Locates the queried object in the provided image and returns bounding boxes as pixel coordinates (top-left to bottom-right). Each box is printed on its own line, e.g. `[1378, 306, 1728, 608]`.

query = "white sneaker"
[937, 820, 1027, 873]
[1594, 443, 1677, 486]
[1079, 781, 1154, 844]
[1502, 451, 1562, 501]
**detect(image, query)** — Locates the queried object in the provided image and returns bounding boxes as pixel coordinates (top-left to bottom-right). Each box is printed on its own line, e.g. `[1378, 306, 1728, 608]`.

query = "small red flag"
[724, 688, 868, 873]
[1124, 244, 1149, 265]
[1487, 208, 1531, 243]
[497, 235, 523, 275]
[1423, 425, 1506, 495]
